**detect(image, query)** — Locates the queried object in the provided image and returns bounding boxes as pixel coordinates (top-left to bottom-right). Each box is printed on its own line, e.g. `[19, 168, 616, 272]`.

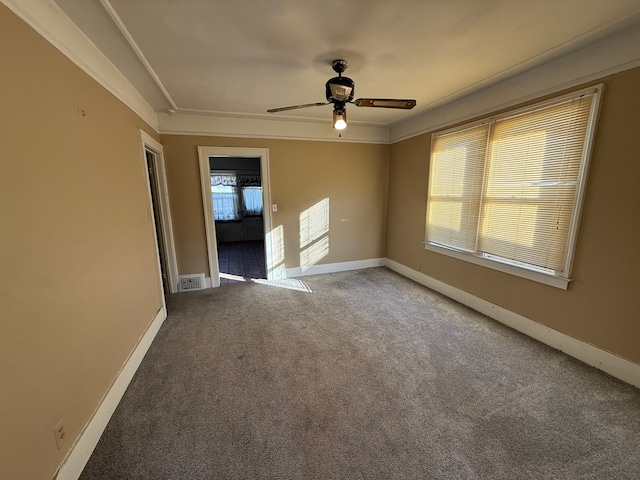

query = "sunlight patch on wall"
[267, 224, 286, 279]
[300, 198, 330, 272]
[300, 236, 330, 272]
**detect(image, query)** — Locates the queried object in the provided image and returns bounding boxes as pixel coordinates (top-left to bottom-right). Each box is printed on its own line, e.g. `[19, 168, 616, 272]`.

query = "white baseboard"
[286, 258, 384, 278]
[384, 258, 640, 389]
[55, 307, 168, 480]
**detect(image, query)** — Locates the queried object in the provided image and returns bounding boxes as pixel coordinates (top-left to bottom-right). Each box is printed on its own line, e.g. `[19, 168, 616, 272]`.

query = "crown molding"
[1, 0, 159, 131]
[7, 0, 639, 146]
[390, 21, 640, 143]
[158, 112, 391, 144]
[175, 108, 388, 128]
[98, 0, 177, 111]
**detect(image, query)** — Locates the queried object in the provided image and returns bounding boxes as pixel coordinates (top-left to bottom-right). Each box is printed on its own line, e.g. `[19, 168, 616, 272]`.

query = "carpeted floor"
[79, 267, 640, 479]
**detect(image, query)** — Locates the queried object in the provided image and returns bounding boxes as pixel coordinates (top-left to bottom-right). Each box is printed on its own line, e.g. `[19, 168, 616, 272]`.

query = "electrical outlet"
[53, 420, 66, 450]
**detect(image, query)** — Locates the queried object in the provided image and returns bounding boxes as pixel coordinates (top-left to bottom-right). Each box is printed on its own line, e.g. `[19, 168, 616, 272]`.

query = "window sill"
[424, 243, 570, 290]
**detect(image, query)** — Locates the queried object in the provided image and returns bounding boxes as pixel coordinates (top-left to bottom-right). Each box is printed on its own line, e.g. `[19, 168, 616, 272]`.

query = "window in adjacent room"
[424, 85, 602, 288]
[242, 186, 263, 216]
[211, 173, 240, 221]
[211, 173, 263, 221]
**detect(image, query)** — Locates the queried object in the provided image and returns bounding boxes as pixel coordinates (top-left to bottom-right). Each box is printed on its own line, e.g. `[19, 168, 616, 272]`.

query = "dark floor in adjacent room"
[217, 240, 266, 283]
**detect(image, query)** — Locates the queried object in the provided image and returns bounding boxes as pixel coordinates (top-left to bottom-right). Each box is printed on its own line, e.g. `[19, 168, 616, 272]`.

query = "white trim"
[197, 147, 274, 286]
[175, 108, 388, 128]
[563, 86, 604, 278]
[98, 0, 177, 110]
[390, 23, 640, 143]
[258, 151, 275, 280]
[140, 131, 179, 294]
[286, 258, 384, 278]
[384, 258, 640, 389]
[197, 149, 221, 288]
[161, 129, 392, 144]
[137, 135, 166, 312]
[424, 243, 570, 290]
[1, 0, 158, 130]
[159, 112, 390, 144]
[55, 307, 167, 480]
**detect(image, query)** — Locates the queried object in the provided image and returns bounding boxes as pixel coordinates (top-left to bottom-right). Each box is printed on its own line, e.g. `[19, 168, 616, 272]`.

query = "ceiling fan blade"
[267, 102, 329, 113]
[354, 98, 417, 109]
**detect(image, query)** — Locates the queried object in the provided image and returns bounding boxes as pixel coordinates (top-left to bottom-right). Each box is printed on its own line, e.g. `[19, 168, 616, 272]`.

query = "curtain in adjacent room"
[242, 186, 263, 216]
[211, 174, 240, 220]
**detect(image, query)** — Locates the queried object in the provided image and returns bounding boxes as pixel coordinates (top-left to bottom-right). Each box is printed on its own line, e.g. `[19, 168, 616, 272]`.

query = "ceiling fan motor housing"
[326, 76, 355, 103]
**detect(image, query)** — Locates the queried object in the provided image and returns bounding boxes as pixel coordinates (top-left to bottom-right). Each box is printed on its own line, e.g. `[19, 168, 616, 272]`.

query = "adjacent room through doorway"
[210, 156, 267, 283]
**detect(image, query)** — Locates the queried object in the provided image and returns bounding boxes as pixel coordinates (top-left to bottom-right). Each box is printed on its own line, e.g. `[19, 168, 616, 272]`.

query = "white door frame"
[197, 146, 273, 287]
[140, 130, 179, 294]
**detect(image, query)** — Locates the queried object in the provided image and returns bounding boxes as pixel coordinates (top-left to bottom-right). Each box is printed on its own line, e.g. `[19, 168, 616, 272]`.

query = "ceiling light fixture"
[333, 106, 347, 130]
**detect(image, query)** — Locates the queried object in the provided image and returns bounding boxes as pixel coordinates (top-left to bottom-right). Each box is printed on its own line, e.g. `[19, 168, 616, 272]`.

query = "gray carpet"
[79, 267, 640, 479]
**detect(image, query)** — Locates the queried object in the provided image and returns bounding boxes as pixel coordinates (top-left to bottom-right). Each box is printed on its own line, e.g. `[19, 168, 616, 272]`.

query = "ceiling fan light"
[333, 109, 347, 130]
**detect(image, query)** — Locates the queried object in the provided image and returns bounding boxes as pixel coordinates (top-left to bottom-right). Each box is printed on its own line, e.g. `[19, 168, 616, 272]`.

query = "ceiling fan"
[267, 59, 416, 130]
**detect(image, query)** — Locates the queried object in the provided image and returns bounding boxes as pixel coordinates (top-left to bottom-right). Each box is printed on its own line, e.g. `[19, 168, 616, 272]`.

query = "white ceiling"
[53, 0, 640, 127]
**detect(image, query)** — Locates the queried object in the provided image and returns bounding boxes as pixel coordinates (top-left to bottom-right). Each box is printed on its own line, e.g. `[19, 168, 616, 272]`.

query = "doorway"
[197, 147, 274, 287]
[140, 131, 179, 297]
[210, 156, 266, 283]
[146, 150, 170, 294]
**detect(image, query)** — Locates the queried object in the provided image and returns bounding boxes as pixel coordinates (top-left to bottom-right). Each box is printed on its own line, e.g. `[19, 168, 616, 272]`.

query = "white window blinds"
[426, 87, 600, 282]
[427, 124, 488, 252]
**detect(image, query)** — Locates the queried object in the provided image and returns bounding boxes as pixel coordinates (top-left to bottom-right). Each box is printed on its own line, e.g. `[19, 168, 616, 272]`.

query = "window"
[212, 184, 240, 221]
[425, 86, 602, 288]
[242, 186, 263, 216]
[211, 173, 263, 221]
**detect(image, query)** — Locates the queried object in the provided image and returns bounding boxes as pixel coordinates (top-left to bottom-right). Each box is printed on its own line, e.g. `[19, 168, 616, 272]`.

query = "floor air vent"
[178, 273, 205, 292]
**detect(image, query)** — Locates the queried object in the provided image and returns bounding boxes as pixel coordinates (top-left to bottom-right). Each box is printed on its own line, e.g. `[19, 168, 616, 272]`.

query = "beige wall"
[3, 1, 638, 478]
[387, 67, 640, 365]
[0, 5, 163, 479]
[160, 135, 390, 276]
